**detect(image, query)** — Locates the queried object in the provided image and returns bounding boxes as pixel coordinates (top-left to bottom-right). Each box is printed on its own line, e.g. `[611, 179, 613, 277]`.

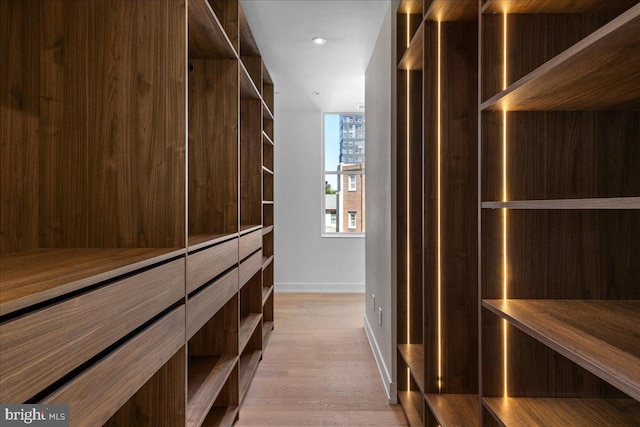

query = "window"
[348, 212, 357, 229]
[348, 175, 356, 191]
[323, 113, 365, 235]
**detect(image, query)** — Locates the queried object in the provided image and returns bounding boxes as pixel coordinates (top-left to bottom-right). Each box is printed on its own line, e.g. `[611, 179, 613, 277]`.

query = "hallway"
[236, 294, 406, 426]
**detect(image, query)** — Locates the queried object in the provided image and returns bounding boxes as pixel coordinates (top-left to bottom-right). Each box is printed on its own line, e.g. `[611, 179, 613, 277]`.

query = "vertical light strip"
[502, 11, 509, 399]
[436, 21, 443, 393]
[406, 13, 412, 389]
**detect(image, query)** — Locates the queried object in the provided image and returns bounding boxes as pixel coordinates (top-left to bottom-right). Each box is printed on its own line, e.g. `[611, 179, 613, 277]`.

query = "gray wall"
[274, 110, 366, 292]
[364, 2, 397, 402]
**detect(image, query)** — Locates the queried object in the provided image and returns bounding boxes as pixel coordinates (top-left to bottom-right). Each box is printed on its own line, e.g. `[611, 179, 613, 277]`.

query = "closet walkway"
[235, 293, 406, 426]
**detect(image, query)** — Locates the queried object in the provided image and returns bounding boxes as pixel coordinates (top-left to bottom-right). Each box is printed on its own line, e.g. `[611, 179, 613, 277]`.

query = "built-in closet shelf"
[262, 255, 274, 271]
[0, 248, 182, 315]
[262, 320, 274, 346]
[187, 355, 238, 427]
[425, 394, 480, 427]
[262, 225, 274, 236]
[481, 4, 640, 111]
[482, 197, 640, 210]
[262, 166, 274, 175]
[239, 225, 262, 235]
[481, 0, 639, 14]
[262, 285, 274, 306]
[398, 344, 425, 392]
[239, 350, 262, 403]
[263, 102, 274, 120]
[201, 406, 239, 427]
[262, 131, 274, 146]
[483, 397, 640, 426]
[188, 0, 237, 59]
[397, 391, 423, 427]
[188, 232, 238, 252]
[425, 0, 477, 21]
[483, 299, 640, 400]
[398, 21, 424, 71]
[398, 0, 423, 15]
[239, 62, 261, 100]
[239, 313, 262, 354]
[262, 201, 274, 205]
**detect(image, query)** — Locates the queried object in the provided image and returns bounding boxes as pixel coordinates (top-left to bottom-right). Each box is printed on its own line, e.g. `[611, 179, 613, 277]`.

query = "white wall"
[274, 110, 365, 293]
[363, 1, 396, 402]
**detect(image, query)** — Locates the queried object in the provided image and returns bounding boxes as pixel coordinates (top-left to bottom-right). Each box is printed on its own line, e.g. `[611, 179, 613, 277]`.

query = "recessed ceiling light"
[312, 37, 327, 45]
[312, 91, 321, 95]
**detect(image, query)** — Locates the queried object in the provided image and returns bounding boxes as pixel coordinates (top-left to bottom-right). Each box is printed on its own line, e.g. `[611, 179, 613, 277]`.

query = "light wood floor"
[236, 293, 407, 426]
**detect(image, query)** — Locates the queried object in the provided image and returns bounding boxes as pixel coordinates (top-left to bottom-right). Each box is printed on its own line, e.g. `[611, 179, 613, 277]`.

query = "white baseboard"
[275, 282, 365, 293]
[364, 314, 397, 403]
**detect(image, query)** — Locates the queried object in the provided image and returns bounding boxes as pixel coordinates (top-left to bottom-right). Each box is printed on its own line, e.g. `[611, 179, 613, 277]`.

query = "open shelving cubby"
[479, 2, 640, 425]
[239, 271, 263, 404]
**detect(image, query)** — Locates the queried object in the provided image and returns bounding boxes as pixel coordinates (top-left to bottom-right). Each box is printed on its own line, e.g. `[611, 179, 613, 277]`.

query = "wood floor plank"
[236, 293, 406, 426]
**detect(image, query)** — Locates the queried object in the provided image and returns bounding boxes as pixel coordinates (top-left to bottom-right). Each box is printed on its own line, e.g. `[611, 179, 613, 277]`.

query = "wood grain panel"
[189, 59, 239, 238]
[189, 294, 238, 357]
[43, 306, 185, 426]
[86, 0, 186, 248]
[187, 268, 239, 340]
[0, 259, 184, 403]
[482, 0, 638, 14]
[426, 0, 478, 22]
[104, 347, 186, 427]
[0, 0, 41, 253]
[483, 197, 640, 209]
[397, 12, 423, 65]
[187, 355, 237, 427]
[425, 394, 480, 427]
[483, 397, 640, 426]
[239, 250, 262, 289]
[398, 391, 424, 427]
[240, 99, 262, 227]
[398, 22, 424, 71]
[398, 0, 424, 15]
[209, 0, 239, 54]
[239, 349, 262, 403]
[0, 248, 182, 315]
[239, 229, 262, 261]
[399, 344, 425, 392]
[188, 0, 237, 59]
[187, 238, 238, 294]
[481, 111, 640, 201]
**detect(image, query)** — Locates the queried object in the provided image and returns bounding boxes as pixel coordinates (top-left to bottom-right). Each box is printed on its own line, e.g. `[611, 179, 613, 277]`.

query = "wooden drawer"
[43, 306, 185, 427]
[187, 267, 238, 340]
[239, 250, 262, 289]
[0, 258, 185, 403]
[187, 238, 238, 294]
[239, 229, 262, 261]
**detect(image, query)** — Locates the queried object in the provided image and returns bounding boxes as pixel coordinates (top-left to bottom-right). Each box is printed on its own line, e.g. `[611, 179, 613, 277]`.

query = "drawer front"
[187, 238, 238, 294]
[239, 229, 262, 261]
[43, 306, 185, 427]
[187, 267, 238, 340]
[0, 258, 185, 403]
[239, 249, 262, 289]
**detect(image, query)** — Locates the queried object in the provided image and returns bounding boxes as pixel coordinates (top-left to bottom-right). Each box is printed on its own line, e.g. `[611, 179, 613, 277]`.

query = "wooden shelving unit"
[481, 0, 638, 14]
[425, 0, 477, 21]
[398, 391, 424, 427]
[424, 394, 480, 427]
[398, 344, 425, 392]
[483, 397, 640, 426]
[1, 0, 275, 425]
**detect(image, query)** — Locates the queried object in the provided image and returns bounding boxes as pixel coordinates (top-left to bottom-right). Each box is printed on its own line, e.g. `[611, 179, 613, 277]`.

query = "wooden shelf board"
[201, 406, 239, 427]
[188, 0, 237, 59]
[425, 0, 478, 22]
[398, 0, 424, 15]
[0, 248, 183, 316]
[239, 349, 262, 403]
[481, 4, 640, 111]
[262, 225, 274, 236]
[262, 200, 274, 205]
[262, 255, 274, 271]
[239, 61, 261, 100]
[239, 313, 262, 354]
[239, 224, 262, 236]
[425, 394, 480, 427]
[238, 5, 260, 57]
[262, 285, 274, 306]
[483, 397, 640, 427]
[262, 320, 274, 346]
[263, 101, 274, 120]
[188, 232, 238, 252]
[483, 299, 640, 400]
[262, 131, 274, 146]
[397, 391, 423, 427]
[187, 355, 238, 427]
[482, 0, 638, 14]
[398, 344, 425, 392]
[482, 197, 640, 210]
[398, 21, 424, 70]
[262, 165, 274, 175]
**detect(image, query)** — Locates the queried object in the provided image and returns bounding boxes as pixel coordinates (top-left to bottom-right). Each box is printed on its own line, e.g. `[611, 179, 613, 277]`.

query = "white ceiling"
[240, 0, 390, 112]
